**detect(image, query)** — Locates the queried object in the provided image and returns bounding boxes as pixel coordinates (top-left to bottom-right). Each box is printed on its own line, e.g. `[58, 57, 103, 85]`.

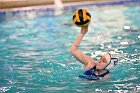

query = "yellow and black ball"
[73, 9, 91, 27]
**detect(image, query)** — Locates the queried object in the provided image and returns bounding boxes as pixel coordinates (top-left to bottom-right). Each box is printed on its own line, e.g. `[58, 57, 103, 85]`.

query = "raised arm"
[69, 26, 96, 67]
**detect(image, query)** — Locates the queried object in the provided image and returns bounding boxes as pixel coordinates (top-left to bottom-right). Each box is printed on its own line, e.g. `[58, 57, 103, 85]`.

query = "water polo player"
[70, 9, 118, 80]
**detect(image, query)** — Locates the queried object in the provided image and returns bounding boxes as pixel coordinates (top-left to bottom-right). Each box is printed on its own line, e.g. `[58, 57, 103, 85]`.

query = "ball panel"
[75, 19, 90, 26]
[83, 9, 87, 21]
[86, 12, 91, 17]
[73, 15, 76, 20]
[86, 16, 91, 21]
[78, 9, 83, 22]
[73, 15, 77, 23]
[75, 10, 80, 22]
[75, 21, 90, 27]
[82, 21, 90, 26]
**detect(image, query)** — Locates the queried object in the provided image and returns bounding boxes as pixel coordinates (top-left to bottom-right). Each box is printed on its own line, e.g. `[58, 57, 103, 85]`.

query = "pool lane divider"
[0, 0, 140, 15]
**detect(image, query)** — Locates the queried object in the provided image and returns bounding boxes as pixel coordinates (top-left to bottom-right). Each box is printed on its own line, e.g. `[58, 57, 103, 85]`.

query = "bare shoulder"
[84, 58, 97, 70]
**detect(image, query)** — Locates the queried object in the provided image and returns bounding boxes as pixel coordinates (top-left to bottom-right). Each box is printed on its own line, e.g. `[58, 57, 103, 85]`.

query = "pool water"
[0, 1, 140, 93]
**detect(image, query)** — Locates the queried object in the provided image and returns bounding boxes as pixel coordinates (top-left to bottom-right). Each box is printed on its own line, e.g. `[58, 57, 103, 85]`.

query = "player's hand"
[81, 26, 88, 34]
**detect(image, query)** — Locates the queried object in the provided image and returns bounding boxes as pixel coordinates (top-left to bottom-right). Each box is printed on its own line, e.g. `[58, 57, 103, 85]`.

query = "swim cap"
[102, 53, 118, 70]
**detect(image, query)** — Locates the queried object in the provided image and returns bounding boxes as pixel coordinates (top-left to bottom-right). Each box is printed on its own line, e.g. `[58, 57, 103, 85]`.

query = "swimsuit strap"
[90, 66, 96, 71]
[98, 69, 110, 77]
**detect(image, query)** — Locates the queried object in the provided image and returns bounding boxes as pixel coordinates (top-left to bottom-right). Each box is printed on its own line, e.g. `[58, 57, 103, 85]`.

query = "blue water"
[0, 2, 140, 93]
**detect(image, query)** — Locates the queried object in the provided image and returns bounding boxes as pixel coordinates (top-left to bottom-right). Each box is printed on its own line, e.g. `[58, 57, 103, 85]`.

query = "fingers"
[81, 26, 88, 34]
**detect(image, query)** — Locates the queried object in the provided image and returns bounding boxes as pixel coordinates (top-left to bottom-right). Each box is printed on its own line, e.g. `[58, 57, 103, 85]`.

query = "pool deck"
[0, 0, 139, 12]
[0, 0, 123, 10]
